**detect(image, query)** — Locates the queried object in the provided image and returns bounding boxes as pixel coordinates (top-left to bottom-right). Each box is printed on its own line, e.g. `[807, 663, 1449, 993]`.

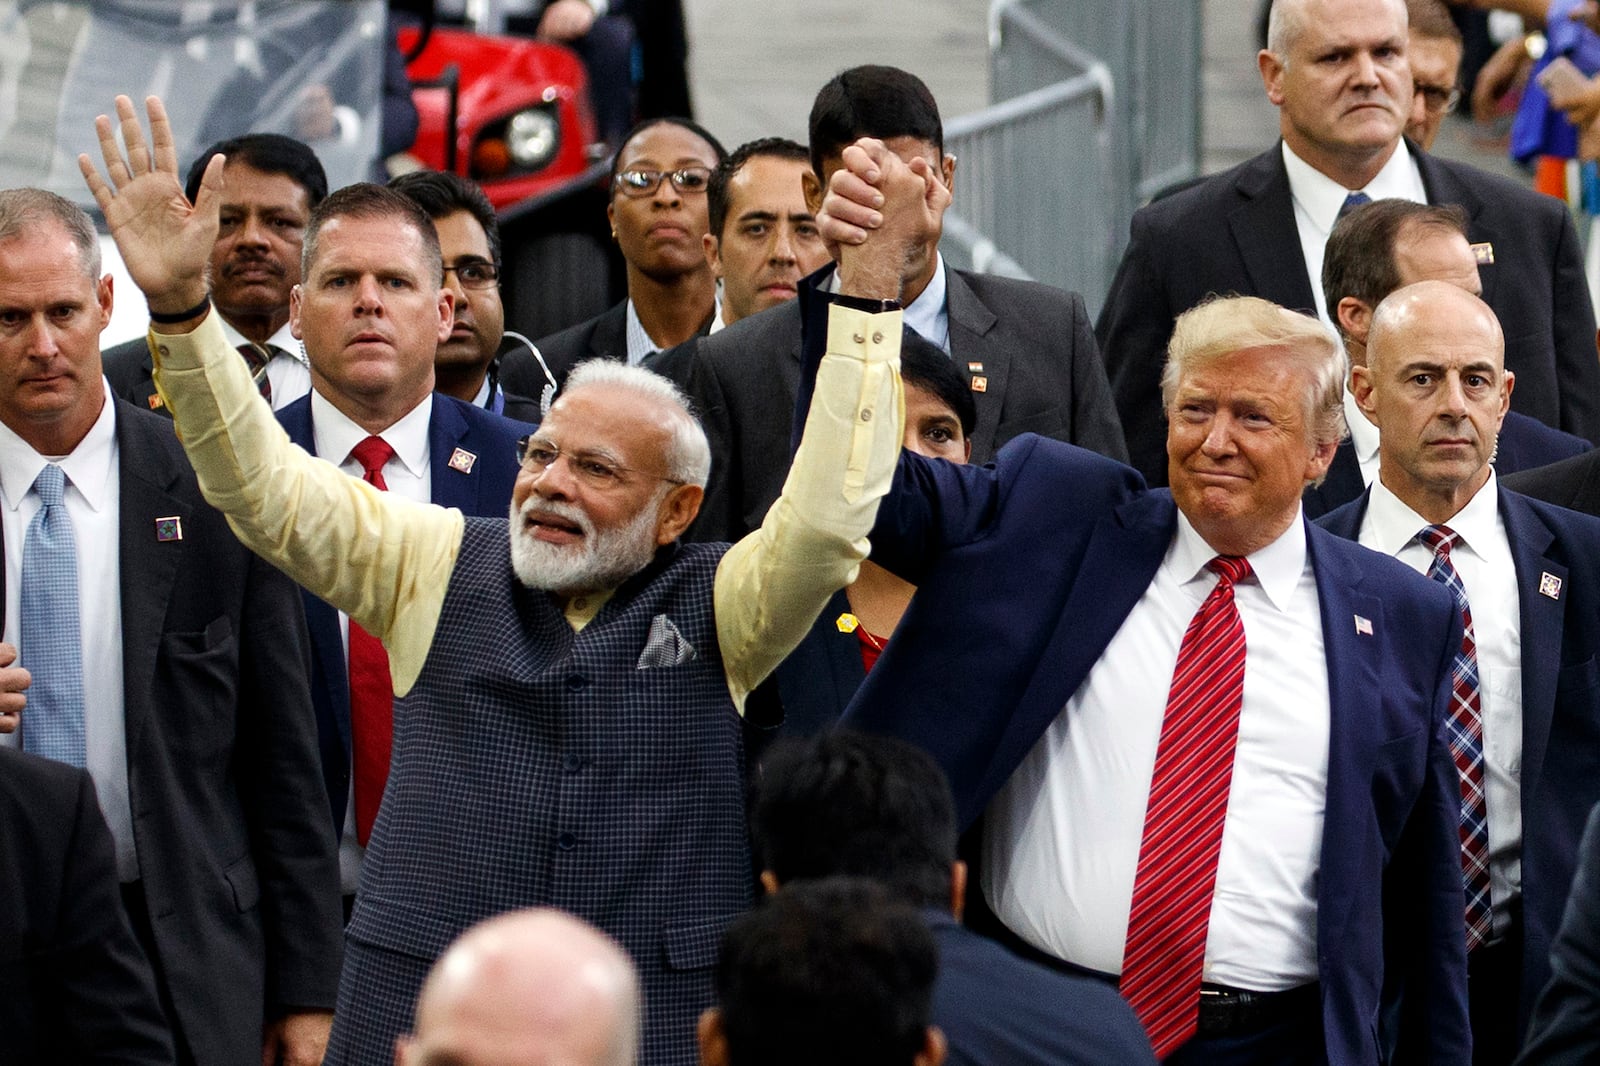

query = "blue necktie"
[20, 463, 85, 767]
[1338, 191, 1372, 218]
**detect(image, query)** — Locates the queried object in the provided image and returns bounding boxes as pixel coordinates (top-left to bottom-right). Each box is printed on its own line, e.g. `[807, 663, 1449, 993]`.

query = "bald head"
[1356, 280, 1512, 521]
[399, 909, 640, 1066]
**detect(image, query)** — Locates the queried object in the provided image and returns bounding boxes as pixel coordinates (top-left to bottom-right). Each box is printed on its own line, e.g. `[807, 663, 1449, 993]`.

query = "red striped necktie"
[1121, 554, 1252, 1057]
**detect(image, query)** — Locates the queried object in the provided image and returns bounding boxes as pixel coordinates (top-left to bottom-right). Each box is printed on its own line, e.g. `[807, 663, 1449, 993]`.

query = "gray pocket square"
[637, 614, 697, 668]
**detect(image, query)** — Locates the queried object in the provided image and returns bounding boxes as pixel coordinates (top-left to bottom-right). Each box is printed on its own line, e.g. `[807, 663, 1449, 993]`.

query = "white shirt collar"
[1364, 468, 1500, 558]
[625, 295, 721, 365]
[903, 253, 950, 353]
[708, 305, 728, 334]
[218, 316, 306, 364]
[1343, 388, 1380, 465]
[1281, 140, 1426, 240]
[309, 389, 433, 480]
[0, 378, 118, 514]
[1169, 503, 1307, 612]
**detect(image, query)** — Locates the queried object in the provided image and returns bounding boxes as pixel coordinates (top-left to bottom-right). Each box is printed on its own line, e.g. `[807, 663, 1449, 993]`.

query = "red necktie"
[347, 435, 395, 846]
[1121, 555, 1252, 1057]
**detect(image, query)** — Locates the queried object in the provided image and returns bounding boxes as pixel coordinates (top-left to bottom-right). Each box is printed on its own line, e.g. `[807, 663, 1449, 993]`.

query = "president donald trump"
[819, 141, 1470, 1065]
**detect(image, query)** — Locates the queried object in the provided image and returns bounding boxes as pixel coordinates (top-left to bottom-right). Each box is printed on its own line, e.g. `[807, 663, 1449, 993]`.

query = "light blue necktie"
[20, 463, 85, 766]
[1338, 190, 1372, 218]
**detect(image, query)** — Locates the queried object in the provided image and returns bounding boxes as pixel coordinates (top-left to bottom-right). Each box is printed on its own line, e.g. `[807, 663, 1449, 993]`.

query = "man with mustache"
[268, 181, 534, 916]
[1319, 281, 1600, 1062]
[83, 95, 919, 1066]
[103, 133, 327, 414]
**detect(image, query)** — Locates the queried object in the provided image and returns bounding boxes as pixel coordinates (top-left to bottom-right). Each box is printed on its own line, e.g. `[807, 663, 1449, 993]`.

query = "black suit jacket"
[1305, 410, 1593, 519]
[1319, 486, 1600, 1036]
[682, 266, 1129, 542]
[924, 910, 1156, 1066]
[499, 299, 716, 394]
[2, 401, 343, 1065]
[102, 335, 169, 415]
[1098, 142, 1600, 484]
[1519, 801, 1600, 1063]
[0, 748, 173, 1065]
[1503, 448, 1600, 516]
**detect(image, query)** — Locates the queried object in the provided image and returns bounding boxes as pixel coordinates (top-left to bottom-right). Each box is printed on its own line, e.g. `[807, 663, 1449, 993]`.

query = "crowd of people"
[9, 0, 1600, 1063]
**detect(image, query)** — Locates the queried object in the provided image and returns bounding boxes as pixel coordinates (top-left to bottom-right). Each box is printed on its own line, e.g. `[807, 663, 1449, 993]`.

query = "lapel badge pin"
[835, 612, 861, 634]
[447, 447, 478, 474]
[1353, 614, 1373, 636]
[155, 516, 183, 542]
[967, 361, 984, 373]
[1540, 571, 1563, 599]
[1471, 242, 1495, 265]
[970, 375, 988, 393]
[147, 393, 165, 411]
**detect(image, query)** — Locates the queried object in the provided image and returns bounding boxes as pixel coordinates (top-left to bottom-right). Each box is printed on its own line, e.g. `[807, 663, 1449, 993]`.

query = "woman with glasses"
[502, 116, 726, 398]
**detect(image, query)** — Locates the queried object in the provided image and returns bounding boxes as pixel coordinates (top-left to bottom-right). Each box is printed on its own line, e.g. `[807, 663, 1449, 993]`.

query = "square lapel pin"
[447, 447, 478, 474]
[155, 516, 183, 542]
[1540, 571, 1563, 600]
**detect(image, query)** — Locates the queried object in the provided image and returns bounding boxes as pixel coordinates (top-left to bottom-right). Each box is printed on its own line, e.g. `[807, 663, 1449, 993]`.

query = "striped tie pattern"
[1416, 524, 1493, 951]
[1121, 555, 1252, 1057]
[20, 464, 86, 766]
[237, 343, 273, 403]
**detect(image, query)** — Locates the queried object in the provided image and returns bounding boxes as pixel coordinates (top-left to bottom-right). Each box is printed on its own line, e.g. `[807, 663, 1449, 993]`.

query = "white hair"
[562, 359, 712, 488]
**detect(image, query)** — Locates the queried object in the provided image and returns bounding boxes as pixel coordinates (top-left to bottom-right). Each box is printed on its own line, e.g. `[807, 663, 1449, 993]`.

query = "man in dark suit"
[1097, 0, 1600, 487]
[0, 188, 342, 1064]
[272, 182, 533, 909]
[102, 133, 327, 416]
[1306, 198, 1589, 518]
[1318, 281, 1600, 1062]
[1517, 802, 1600, 1063]
[500, 117, 726, 390]
[822, 147, 1468, 1060]
[749, 730, 1157, 1066]
[678, 65, 1127, 543]
[0, 742, 173, 1065]
[389, 169, 545, 423]
[1502, 450, 1600, 516]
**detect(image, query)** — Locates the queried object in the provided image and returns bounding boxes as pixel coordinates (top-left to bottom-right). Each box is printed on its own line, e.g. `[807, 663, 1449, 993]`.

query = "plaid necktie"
[1121, 555, 1253, 1056]
[20, 464, 85, 766]
[1416, 524, 1494, 950]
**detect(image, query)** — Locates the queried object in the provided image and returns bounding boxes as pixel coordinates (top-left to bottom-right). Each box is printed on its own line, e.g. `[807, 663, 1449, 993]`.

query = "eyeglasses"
[443, 260, 500, 289]
[1415, 83, 1462, 116]
[516, 435, 685, 490]
[612, 167, 713, 198]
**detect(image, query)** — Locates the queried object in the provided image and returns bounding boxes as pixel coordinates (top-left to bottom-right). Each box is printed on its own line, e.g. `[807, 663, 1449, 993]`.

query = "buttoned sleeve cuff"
[714, 304, 904, 711]
[148, 313, 462, 694]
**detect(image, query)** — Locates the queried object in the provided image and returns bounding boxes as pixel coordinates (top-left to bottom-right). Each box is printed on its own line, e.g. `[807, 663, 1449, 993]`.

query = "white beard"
[508, 493, 663, 596]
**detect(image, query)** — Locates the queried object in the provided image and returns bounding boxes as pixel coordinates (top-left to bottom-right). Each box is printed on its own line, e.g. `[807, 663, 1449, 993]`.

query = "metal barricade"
[938, 0, 1201, 316]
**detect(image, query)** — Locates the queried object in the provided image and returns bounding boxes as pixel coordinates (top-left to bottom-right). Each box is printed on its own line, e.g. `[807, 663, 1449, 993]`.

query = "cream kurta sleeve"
[149, 311, 461, 695]
[714, 304, 905, 710]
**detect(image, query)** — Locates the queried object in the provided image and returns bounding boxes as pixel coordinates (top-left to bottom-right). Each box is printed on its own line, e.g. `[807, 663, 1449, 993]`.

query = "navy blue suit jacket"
[1319, 486, 1600, 1036]
[925, 910, 1155, 1065]
[838, 438, 1470, 1064]
[1519, 802, 1600, 1062]
[277, 392, 533, 834]
[1304, 411, 1591, 520]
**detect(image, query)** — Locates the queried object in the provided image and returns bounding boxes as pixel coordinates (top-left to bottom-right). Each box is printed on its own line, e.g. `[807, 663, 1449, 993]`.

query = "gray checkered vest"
[350, 519, 752, 1065]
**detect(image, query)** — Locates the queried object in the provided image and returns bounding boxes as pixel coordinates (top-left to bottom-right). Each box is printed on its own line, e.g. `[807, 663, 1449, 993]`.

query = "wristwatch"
[832, 293, 903, 314]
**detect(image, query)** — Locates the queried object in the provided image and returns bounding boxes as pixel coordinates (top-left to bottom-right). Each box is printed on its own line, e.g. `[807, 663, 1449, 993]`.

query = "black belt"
[1196, 982, 1320, 1036]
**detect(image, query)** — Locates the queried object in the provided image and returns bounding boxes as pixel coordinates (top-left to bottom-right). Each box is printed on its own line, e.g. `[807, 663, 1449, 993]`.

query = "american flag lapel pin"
[447, 447, 478, 474]
[155, 516, 183, 542]
[1353, 614, 1373, 636]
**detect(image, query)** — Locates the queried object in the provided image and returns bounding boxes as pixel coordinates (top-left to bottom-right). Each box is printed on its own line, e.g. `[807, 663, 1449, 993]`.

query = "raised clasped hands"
[818, 137, 952, 301]
[77, 94, 223, 322]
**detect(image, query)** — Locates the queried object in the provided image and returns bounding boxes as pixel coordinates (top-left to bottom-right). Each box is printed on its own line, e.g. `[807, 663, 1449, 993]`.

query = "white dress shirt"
[1357, 473, 1523, 939]
[218, 316, 311, 410]
[624, 294, 721, 366]
[0, 382, 133, 880]
[1283, 141, 1427, 324]
[984, 510, 1331, 990]
[1344, 389, 1382, 486]
[309, 389, 434, 892]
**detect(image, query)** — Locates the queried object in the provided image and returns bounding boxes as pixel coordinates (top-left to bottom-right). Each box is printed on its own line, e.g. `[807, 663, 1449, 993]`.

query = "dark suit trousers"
[1469, 926, 1523, 1066]
[120, 881, 196, 1066]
